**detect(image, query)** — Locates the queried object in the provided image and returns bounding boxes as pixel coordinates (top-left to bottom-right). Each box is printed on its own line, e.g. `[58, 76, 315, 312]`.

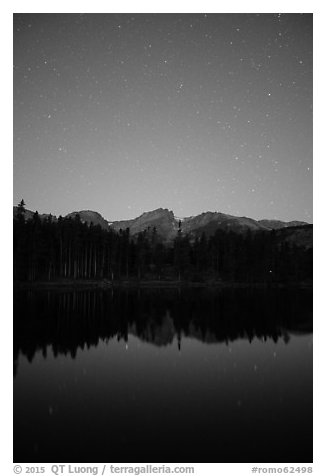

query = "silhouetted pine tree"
[13, 212, 312, 284]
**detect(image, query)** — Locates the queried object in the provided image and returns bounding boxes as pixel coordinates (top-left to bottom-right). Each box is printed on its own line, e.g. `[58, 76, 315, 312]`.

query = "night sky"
[13, 13, 313, 222]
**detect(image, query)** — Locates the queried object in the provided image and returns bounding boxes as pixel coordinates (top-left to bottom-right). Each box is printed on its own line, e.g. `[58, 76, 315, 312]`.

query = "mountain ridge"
[13, 205, 310, 243]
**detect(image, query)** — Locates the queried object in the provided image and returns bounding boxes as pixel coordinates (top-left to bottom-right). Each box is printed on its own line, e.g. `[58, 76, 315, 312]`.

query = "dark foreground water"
[14, 286, 312, 463]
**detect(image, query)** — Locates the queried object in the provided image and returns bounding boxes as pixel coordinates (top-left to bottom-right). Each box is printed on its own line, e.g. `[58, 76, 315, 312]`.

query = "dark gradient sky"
[13, 13, 312, 222]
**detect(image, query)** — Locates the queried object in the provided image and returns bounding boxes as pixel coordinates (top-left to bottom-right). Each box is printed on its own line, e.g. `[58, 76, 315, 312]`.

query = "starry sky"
[13, 13, 313, 222]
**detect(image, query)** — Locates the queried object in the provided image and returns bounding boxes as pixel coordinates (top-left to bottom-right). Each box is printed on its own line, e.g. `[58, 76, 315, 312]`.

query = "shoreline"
[13, 279, 313, 290]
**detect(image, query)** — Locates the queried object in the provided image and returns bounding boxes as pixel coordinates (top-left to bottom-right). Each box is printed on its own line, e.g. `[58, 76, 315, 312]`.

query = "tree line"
[13, 201, 312, 283]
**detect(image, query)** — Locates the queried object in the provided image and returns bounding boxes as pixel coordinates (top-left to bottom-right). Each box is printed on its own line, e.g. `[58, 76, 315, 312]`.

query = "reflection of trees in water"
[14, 287, 312, 376]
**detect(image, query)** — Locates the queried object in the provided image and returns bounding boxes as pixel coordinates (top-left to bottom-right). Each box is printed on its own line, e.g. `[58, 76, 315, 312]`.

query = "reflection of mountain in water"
[14, 287, 312, 376]
[129, 309, 176, 347]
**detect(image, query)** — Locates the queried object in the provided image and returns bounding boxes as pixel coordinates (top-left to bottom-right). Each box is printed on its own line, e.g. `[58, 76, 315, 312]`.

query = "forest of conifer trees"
[13, 202, 312, 284]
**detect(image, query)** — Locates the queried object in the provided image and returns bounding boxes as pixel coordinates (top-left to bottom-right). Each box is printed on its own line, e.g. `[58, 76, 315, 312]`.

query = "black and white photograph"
[12, 6, 315, 470]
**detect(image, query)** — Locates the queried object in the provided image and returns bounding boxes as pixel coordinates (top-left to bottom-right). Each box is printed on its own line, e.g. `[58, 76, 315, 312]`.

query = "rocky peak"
[65, 210, 109, 229]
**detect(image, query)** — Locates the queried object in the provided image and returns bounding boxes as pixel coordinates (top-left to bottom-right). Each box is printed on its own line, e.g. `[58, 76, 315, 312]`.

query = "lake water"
[14, 286, 313, 463]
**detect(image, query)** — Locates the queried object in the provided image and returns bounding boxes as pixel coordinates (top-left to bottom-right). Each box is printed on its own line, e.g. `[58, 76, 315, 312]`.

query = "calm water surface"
[14, 287, 312, 463]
